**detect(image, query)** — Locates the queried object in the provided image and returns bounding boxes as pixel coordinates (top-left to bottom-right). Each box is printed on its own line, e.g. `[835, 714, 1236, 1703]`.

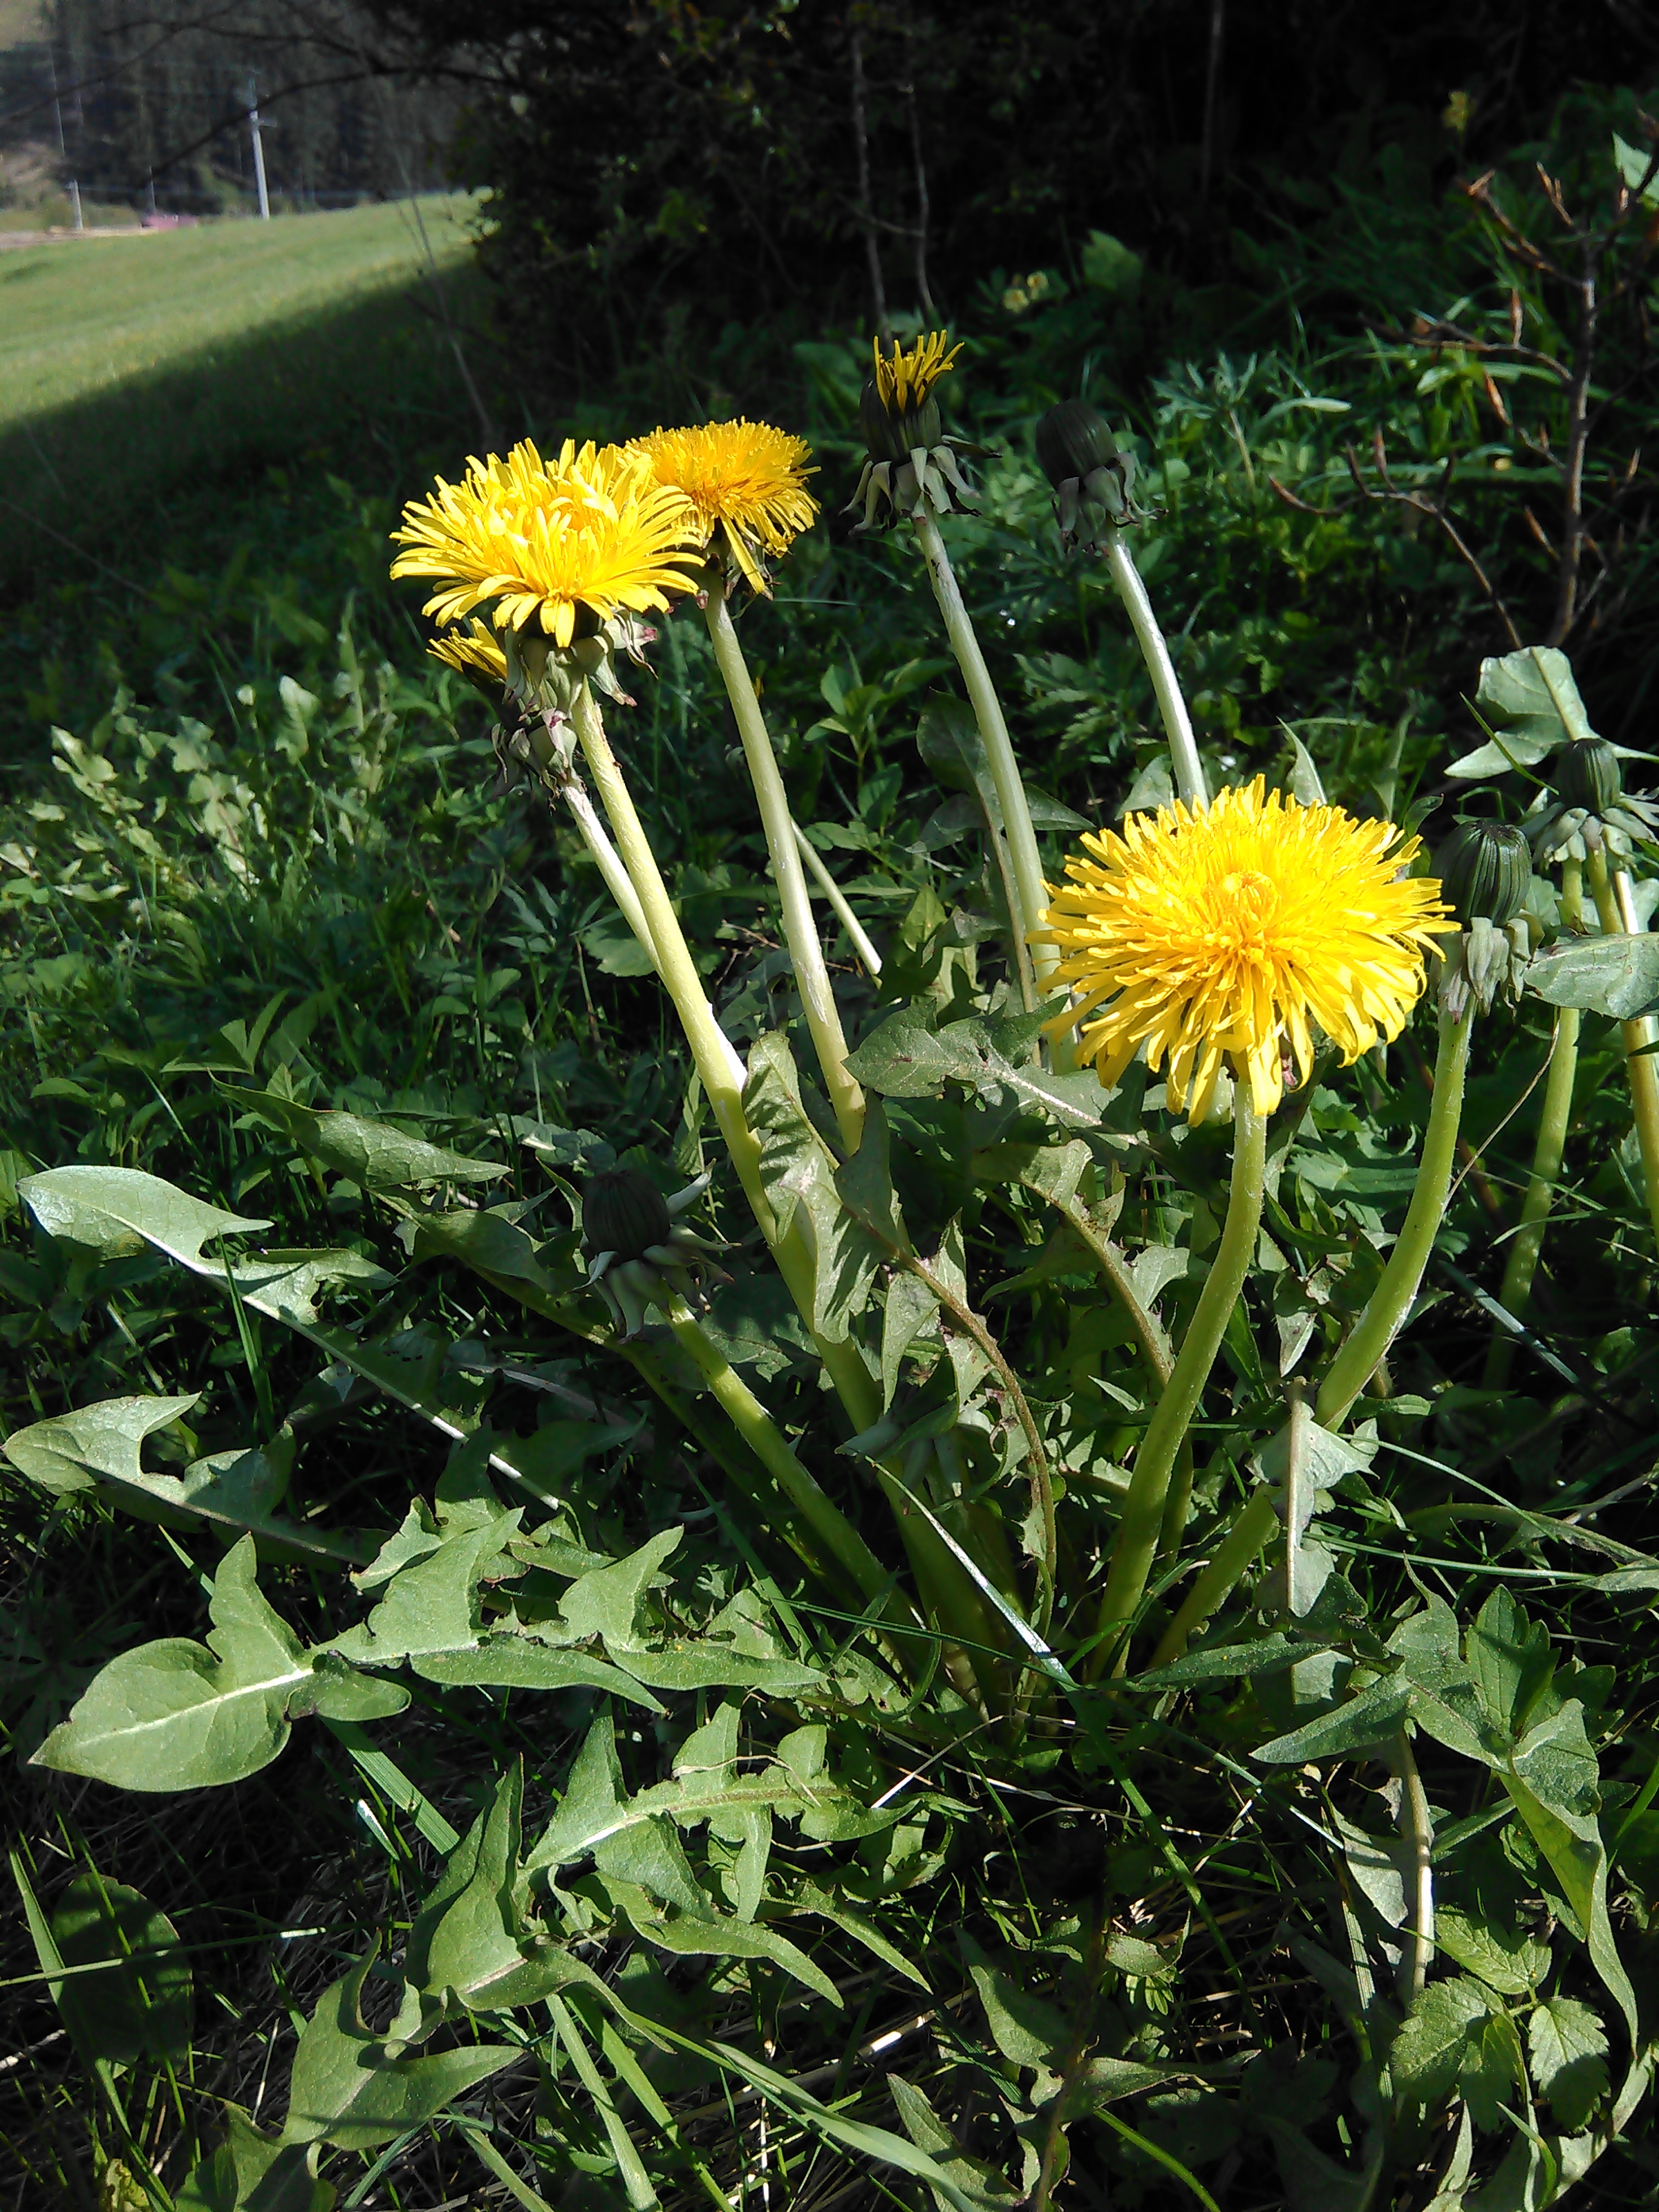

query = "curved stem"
[792, 821, 883, 977]
[1485, 1002, 1579, 1387]
[1315, 1002, 1474, 1431]
[911, 510, 1058, 992]
[1092, 1083, 1267, 1674]
[1148, 1485, 1279, 1668]
[704, 591, 865, 1151]
[1100, 534, 1208, 811]
[1587, 845, 1659, 1253]
[572, 684, 777, 1243]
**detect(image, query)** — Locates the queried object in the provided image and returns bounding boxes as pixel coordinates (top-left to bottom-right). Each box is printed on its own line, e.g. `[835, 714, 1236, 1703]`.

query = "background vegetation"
[5, 8, 1659, 2208]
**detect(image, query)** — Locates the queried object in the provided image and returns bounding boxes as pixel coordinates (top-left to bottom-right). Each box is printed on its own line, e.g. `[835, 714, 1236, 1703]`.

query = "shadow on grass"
[0, 267, 497, 739]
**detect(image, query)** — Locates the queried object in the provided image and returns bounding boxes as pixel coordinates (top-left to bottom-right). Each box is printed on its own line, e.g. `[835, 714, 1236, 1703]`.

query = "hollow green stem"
[1148, 1485, 1279, 1668]
[1395, 1728, 1436, 2001]
[1485, 1002, 1579, 1388]
[911, 509, 1058, 991]
[663, 1298, 894, 1610]
[1092, 1083, 1267, 1674]
[573, 684, 776, 1243]
[1316, 1001, 1474, 1430]
[1587, 844, 1659, 1253]
[792, 820, 883, 976]
[1101, 533, 1208, 811]
[704, 590, 865, 1151]
[551, 759, 666, 984]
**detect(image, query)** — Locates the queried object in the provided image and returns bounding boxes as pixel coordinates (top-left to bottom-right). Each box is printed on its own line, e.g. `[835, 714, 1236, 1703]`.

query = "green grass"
[0, 194, 493, 742]
[0, 194, 479, 433]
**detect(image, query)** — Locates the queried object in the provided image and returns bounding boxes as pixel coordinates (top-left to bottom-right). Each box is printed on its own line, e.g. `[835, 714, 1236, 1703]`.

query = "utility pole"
[247, 73, 271, 219]
[47, 46, 83, 232]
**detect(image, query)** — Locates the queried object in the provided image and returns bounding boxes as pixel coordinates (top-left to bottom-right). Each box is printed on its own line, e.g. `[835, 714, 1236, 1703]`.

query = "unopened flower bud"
[1035, 401, 1121, 490]
[1555, 738, 1622, 816]
[1434, 820, 1532, 929]
[582, 1168, 672, 1262]
[859, 375, 942, 466]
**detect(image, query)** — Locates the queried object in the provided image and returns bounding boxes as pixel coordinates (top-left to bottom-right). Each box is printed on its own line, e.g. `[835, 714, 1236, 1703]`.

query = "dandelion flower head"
[632, 420, 818, 593]
[427, 618, 507, 685]
[1042, 778, 1449, 1123]
[870, 330, 963, 418]
[391, 438, 700, 648]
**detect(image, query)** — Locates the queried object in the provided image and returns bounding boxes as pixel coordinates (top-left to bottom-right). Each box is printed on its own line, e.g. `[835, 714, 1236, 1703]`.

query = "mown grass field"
[0, 196, 478, 433]
[0, 194, 491, 742]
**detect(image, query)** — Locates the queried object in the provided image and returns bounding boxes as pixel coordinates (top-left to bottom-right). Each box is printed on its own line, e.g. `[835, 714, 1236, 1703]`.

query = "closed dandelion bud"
[1434, 821, 1532, 928]
[1555, 738, 1622, 815]
[582, 1168, 672, 1262]
[860, 373, 942, 465]
[1035, 401, 1121, 490]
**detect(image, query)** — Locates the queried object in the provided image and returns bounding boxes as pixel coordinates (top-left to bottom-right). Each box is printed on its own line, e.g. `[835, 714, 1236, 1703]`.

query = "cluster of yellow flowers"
[391, 422, 818, 676]
[393, 344, 1447, 1122]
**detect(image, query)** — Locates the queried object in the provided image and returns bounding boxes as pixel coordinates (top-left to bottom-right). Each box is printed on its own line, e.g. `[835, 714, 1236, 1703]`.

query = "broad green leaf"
[1281, 729, 1329, 806]
[881, 1269, 939, 1406]
[1467, 1589, 1555, 1738]
[174, 2109, 332, 2212]
[887, 2073, 1022, 2209]
[1447, 646, 1595, 778]
[794, 1880, 930, 1989]
[1, 1396, 358, 1564]
[406, 1763, 581, 2015]
[1524, 934, 1659, 1023]
[34, 1537, 315, 1790]
[525, 1712, 704, 1912]
[743, 1031, 877, 1344]
[1140, 1633, 1339, 1687]
[1, 1393, 200, 1500]
[846, 1010, 1103, 1130]
[1390, 1600, 1501, 1766]
[1434, 1908, 1549, 1998]
[558, 1525, 681, 1647]
[962, 1933, 1069, 2071]
[1613, 131, 1659, 207]
[280, 1946, 514, 2150]
[21, 1163, 388, 1330]
[48, 1873, 192, 2065]
[1389, 1975, 1492, 2108]
[1502, 1700, 1637, 2042]
[329, 1520, 518, 1664]
[605, 1874, 843, 2004]
[1252, 1677, 1410, 1763]
[1527, 1996, 1609, 2132]
[416, 1640, 664, 1706]
[226, 1087, 507, 1188]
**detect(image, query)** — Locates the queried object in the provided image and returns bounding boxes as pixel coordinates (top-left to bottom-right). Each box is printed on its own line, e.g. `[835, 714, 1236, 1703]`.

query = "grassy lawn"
[0, 194, 480, 434]
[0, 194, 491, 736]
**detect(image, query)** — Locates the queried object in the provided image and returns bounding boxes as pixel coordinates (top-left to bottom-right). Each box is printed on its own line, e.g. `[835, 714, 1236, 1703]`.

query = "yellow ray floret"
[390, 438, 700, 649]
[632, 419, 818, 592]
[1040, 777, 1450, 1123]
[427, 618, 507, 684]
[870, 330, 963, 417]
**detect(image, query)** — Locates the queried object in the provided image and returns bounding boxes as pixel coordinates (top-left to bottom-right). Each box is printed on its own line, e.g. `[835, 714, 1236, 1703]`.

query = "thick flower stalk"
[1041, 781, 1445, 1667]
[635, 420, 864, 1148]
[1586, 841, 1659, 1251]
[1041, 777, 1449, 1124]
[849, 332, 1058, 998]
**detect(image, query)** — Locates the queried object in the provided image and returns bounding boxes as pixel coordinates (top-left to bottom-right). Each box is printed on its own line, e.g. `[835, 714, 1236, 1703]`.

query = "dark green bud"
[1434, 820, 1532, 928]
[1035, 400, 1121, 490]
[1555, 738, 1622, 815]
[859, 375, 941, 467]
[582, 1168, 671, 1262]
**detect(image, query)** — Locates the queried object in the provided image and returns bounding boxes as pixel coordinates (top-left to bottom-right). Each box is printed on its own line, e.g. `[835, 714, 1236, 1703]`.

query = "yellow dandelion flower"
[391, 437, 700, 650]
[632, 419, 818, 592]
[1041, 777, 1450, 1123]
[427, 617, 507, 685]
[870, 330, 963, 417]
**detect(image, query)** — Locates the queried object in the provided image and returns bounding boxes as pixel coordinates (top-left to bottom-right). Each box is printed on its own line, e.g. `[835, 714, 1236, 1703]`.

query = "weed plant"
[3, 106, 1659, 2212]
